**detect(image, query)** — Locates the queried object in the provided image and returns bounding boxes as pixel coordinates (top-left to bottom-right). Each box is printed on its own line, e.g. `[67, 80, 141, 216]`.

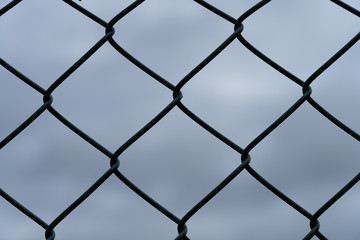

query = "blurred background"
[1, 0, 359, 239]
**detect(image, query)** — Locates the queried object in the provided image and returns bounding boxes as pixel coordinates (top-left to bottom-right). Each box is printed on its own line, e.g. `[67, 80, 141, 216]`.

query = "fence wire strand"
[0, 0, 359, 239]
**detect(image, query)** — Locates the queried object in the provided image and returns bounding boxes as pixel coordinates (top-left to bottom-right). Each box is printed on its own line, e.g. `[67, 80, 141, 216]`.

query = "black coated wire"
[0, 0, 359, 239]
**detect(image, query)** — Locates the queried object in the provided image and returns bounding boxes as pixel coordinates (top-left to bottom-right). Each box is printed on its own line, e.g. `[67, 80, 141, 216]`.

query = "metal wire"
[1, 0, 359, 239]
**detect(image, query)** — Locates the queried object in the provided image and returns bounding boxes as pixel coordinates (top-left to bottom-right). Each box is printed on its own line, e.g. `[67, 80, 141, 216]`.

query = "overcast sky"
[1, 0, 360, 239]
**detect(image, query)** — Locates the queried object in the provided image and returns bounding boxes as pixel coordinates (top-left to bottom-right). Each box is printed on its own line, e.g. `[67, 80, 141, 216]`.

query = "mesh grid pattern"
[1, 0, 359, 239]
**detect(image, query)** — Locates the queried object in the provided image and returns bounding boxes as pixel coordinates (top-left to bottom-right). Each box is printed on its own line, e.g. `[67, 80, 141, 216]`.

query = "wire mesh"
[1, 0, 359, 239]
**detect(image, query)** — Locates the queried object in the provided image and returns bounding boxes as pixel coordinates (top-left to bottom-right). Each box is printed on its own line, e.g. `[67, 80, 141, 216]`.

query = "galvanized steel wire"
[1, 0, 359, 239]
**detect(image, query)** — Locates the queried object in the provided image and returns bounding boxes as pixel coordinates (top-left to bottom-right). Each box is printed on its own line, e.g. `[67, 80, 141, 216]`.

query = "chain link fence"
[1, 0, 359, 239]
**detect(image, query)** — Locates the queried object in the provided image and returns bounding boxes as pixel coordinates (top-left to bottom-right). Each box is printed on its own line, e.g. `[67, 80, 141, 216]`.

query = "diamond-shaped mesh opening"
[0, 68, 40, 140]
[0, 113, 111, 220]
[111, 0, 233, 82]
[0, 0, 104, 88]
[310, 42, 360, 133]
[248, 103, 360, 208]
[241, 0, 360, 78]
[180, 41, 300, 146]
[51, 44, 171, 151]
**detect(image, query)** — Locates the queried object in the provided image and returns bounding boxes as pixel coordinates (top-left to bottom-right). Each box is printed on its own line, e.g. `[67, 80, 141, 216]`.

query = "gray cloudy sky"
[1, 0, 359, 239]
